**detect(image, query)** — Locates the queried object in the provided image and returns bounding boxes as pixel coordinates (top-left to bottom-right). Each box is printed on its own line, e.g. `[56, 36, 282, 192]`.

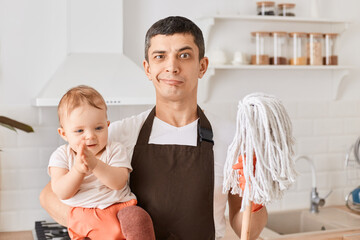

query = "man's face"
[143, 33, 208, 103]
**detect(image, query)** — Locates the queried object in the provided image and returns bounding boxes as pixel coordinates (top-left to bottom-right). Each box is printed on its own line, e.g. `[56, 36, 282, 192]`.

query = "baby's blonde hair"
[58, 85, 107, 127]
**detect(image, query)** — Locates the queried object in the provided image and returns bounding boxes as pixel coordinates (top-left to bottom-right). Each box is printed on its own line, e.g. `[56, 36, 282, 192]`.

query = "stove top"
[34, 221, 70, 240]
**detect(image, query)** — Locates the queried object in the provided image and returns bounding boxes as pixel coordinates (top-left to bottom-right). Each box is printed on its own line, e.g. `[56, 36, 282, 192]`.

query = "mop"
[223, 93, 297, 239]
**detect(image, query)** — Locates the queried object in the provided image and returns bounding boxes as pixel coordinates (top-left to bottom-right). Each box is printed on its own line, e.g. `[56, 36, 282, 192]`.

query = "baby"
[48, 85, 155, 240]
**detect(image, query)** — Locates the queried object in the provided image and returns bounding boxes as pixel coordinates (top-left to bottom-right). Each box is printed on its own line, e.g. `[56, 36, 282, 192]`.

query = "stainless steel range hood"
[34, 0, 154, 106]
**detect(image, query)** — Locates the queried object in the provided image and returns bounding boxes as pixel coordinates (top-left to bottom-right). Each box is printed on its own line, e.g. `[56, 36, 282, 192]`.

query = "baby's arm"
[92, 160, 129, 190]
[49, 166, 86, 200]
[50, 144, 88, 200]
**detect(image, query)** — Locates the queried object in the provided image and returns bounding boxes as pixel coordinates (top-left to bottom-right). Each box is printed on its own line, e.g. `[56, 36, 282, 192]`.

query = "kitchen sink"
[260, 207, 360, 239]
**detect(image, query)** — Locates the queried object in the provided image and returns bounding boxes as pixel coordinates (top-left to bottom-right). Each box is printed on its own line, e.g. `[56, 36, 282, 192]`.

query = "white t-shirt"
[108, 109, 235, 239]
[149, 117, 198, 146]
[48, 142, 136, 209]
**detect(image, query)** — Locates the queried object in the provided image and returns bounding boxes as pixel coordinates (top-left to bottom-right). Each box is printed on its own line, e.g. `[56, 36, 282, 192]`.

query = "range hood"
[34, 0, 155, 106]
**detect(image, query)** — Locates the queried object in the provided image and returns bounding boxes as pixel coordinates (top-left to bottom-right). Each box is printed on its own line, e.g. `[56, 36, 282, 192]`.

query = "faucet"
[295, 155, 332, 213]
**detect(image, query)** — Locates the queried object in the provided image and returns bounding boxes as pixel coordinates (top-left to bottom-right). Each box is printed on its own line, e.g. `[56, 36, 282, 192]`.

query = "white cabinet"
[196, 15, 352, 102]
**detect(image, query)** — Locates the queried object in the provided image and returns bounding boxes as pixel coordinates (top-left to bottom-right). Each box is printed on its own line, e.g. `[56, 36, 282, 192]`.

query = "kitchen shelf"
[196, 15, 351, 48]
[198, 15, 351, 24]
[208, 65, 352, 70]
[198, 65, 351, 103]
[195, 15, 352, 103]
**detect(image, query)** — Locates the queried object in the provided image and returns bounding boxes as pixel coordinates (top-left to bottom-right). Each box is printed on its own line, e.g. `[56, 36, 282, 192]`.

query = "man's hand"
[232, 155, 263, 212]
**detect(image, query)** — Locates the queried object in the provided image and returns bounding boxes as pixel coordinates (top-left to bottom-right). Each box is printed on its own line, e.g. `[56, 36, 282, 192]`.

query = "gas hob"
[33, 221, 70, 240]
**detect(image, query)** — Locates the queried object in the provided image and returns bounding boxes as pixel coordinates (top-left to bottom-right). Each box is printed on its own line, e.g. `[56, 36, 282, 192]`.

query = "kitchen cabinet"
[196, 15, 352, 102]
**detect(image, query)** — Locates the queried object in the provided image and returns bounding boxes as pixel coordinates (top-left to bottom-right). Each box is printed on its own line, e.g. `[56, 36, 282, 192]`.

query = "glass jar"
[288, 32, 308, 65]
[251, 31, 271, 65]
[278, 3, 296, 17]
[323, 33, 339, 65]
[257, 1, 276, 16]
[270, 32, 288, 65]
[307, 33, 323, 65]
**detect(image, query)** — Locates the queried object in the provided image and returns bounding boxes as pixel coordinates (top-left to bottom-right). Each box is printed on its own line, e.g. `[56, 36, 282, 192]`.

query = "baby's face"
[60, 104, 109, 157]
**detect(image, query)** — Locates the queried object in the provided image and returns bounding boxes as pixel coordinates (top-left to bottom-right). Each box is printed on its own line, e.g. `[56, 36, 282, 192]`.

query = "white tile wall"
[329, 136, 358, 153]
[265, 100, 360, 213]
[279, 191, 310, 211]
[0, 107, 57, 231]
[329, 101, 360, 118]
[0, 129, 18, 149]
[313, 119, 344, 136]
[343, 118, 360, 135]
[314, 153, 345, 172]
[297, 102, 329, 118]
[292, 119, 314, 137]
[296, 137, 329, 154]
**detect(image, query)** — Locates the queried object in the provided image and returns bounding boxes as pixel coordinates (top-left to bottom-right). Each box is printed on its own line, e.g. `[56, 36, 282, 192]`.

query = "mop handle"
[241, 200, 253, 240]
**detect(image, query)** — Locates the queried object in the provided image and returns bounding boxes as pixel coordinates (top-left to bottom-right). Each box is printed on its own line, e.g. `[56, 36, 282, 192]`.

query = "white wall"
[1, 0, 360, 231]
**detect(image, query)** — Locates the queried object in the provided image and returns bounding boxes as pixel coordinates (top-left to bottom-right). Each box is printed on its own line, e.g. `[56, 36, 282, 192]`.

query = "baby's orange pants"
[67, 199, 137, 240]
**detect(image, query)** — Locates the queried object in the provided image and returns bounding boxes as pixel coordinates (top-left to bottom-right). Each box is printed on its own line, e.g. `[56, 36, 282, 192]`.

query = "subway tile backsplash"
[1, 101, 360, 231]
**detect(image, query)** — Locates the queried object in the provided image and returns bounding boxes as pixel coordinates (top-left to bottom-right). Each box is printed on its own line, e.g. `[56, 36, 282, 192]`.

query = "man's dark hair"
[144, 16, 205, 62]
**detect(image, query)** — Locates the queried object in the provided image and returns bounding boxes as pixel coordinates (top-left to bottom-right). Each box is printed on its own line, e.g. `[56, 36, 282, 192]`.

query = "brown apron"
[130, 106, 215, 240]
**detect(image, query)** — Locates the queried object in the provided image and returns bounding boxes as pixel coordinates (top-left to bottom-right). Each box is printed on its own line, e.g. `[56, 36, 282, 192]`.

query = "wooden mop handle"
[241, 200, 253, 240]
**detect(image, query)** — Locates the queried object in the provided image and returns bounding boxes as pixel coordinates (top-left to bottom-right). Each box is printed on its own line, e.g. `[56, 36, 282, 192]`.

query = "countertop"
[1, 206, 359, 240]
[0, 221, 238, 240]
[0, 231, 33, 240]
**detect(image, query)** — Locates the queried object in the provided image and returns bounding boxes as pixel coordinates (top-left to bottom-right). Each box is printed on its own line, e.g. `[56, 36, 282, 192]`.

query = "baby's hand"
[81, 143, 98, 171]
[74, 142, 89, 174]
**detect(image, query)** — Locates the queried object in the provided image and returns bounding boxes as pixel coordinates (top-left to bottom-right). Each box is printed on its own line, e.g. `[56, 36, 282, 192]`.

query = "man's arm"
[39, 182, 70, 227]
[228, 192, 268, 240]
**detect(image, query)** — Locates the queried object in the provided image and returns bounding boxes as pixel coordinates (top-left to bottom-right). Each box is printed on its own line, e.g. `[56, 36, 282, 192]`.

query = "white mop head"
[223, 93, 296, 211]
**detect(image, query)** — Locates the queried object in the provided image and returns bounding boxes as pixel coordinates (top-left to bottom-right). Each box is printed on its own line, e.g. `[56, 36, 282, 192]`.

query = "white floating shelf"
[199, 15, 351, 24]
[196, 15, 352, 47]
[198, 65, 352, 103]
[209, 65, 352, 70]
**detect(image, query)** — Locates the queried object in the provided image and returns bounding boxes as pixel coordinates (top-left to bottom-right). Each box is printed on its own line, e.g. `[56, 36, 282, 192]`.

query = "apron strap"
[135, 107, 156, 145]
[197, 106, 214, 145]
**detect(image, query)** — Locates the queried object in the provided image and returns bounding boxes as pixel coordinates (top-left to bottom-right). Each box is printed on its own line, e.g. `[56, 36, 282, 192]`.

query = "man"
[40, 16, 267, 239]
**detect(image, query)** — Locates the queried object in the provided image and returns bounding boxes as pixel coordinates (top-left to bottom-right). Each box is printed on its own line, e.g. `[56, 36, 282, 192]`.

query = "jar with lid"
[251, 31, 271, 65]
[288, 32, 308, 65]
[323, 33, 338, 65]
[278, 3, 295, 16]
[307, 33, 323, 65]
[270, 32, 287, 65]
[257, 1, 275, 16]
